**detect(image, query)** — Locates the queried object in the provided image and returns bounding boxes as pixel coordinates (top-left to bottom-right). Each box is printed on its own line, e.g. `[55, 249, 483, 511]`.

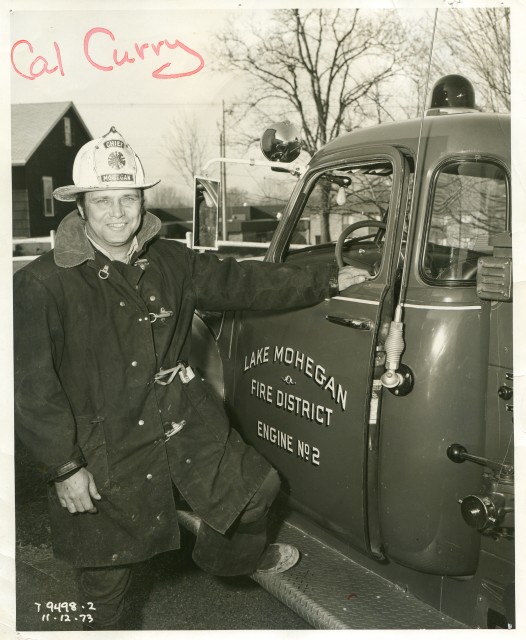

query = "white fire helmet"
[53, 126, 160, 202]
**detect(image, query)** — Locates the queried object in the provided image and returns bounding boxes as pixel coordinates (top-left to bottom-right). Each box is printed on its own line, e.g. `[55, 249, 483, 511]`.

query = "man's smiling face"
[81, 188, 144, 254]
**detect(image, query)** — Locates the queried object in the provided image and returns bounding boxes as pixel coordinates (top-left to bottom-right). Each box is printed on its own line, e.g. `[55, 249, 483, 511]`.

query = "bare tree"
[365, 7, 510, 121]
[217, 9, 414, 153]
[162, 113, 214, 190]
[145, 184, 187, 209]
[383, 11, 447, 120]
[439, 8, 510, 112]
[227, 186, 252, 208]
[214, 9, 414, 242]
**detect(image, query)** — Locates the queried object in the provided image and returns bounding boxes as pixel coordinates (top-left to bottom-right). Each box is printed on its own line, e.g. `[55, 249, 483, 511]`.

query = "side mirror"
[193, 177, 220, 250]
[260, 120, 302, 163]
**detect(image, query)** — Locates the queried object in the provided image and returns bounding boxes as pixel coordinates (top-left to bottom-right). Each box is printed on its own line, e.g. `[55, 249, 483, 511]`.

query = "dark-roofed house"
[12, 102, 92, 237]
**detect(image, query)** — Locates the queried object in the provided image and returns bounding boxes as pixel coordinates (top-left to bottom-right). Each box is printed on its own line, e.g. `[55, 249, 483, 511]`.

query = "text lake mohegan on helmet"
[53, 126, 160, 202]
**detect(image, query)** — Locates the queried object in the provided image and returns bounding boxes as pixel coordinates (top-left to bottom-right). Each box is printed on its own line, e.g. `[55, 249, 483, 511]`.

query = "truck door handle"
[326, 315, 373, 331]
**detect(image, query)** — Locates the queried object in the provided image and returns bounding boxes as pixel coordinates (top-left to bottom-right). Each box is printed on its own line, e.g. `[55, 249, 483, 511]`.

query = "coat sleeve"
[13, 268, 86, 482]
[187, 250, 339, 312]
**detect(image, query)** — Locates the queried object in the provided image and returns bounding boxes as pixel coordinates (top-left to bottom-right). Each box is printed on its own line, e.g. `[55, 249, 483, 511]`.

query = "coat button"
[150, 295, 156, 301]
[138, 419, 145, 425]
[131, 361, 138, 367]
[119, 301, 126, 307]
[146, 473, 153, 480]
[185, 458, 191, 464]
[112, 553, 119, 561]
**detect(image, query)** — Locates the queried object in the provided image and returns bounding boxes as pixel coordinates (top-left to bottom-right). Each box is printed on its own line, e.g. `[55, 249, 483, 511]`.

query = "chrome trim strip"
[403, 303, 482, 311]
[332, 297, 380, 305]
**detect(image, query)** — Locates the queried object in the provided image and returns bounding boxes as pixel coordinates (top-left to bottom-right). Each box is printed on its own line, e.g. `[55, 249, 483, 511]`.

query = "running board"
[176, 510, 467, 630]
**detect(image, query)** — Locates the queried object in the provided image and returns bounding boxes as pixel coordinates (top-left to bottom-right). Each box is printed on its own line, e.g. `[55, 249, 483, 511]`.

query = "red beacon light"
[426, 74, 478, 116]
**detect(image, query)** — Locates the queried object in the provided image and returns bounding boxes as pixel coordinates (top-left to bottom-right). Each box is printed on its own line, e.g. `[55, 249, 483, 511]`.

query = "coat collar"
[54, 210, 162, 268]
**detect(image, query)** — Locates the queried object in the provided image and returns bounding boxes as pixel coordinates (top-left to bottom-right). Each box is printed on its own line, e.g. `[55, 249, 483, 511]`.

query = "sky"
[2, 0, 526, 636]
[9, 8, 245, 192]
[7, 2, 515, 199]
[9, 5, 345, 204]
[7, 2, 459, 200]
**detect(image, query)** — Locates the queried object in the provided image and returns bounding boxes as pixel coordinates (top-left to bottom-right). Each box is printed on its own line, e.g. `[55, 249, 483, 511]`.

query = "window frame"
[265, 145, 411, 295]
[63, 116, 73, 147]
[419, 154, 510, 287]
[42, 176, 55, 217]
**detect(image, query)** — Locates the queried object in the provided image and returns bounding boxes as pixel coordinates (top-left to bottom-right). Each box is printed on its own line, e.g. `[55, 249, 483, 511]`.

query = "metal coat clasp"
[149, 307, 174, 323]
[165, 419, 186, 441]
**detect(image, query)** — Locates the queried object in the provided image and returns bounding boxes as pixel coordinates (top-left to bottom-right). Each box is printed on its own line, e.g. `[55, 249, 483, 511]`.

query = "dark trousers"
[79, 469, 280, 630]
[79, 564, 133, 630]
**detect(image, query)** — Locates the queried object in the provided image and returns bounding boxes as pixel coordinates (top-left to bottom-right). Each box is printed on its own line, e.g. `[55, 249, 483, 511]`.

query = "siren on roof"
[426, 75, 478, 116]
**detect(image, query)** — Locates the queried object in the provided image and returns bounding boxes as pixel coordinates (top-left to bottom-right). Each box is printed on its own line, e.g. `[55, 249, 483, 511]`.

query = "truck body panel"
[192, 110, 514, 628]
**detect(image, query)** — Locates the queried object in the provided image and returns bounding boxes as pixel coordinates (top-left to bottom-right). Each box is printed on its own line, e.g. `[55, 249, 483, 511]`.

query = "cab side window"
[287, 161, 393, 260]
[423, 160, 508, 283]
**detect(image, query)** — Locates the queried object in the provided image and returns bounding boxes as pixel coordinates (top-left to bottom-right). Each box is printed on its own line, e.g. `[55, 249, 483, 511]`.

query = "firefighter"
[13, 126, 368, 630]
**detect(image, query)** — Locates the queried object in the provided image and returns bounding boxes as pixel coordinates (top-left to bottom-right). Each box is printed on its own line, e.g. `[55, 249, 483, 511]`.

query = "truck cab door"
[225, 146, 410, 556]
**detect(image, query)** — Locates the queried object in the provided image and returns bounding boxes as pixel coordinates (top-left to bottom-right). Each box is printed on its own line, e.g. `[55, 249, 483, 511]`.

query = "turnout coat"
[14, 211, 337, 568]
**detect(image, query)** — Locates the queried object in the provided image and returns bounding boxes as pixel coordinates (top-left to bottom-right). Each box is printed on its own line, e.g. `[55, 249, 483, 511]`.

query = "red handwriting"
[11, 40, 65, 80]
[84, 27, 204, 79]
[11, 28, 205, 80]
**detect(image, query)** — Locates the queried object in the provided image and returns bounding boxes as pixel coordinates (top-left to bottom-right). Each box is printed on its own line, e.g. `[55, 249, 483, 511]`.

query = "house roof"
[11, 102, 92, 166]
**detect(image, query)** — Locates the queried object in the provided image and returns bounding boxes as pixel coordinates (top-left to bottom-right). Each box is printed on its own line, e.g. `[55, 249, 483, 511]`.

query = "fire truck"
[185, 75, 514, 629]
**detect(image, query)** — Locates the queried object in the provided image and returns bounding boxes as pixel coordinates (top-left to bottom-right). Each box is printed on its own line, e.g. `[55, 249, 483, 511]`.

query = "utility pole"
[221, 100, 228, 241]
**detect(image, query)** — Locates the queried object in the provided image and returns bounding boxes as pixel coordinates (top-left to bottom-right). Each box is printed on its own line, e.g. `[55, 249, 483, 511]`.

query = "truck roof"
[313, 112, 510, 166]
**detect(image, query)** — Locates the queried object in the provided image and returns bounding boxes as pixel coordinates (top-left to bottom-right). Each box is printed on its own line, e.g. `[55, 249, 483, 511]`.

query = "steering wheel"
[335, 220, 387, 271]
